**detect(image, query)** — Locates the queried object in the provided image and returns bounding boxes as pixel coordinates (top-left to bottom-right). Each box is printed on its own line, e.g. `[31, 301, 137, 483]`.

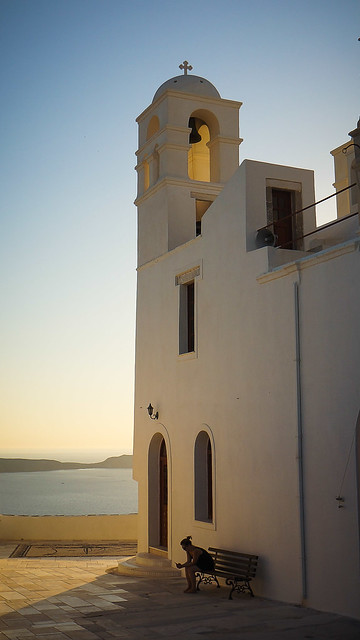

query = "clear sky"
[1, 0, 359, 461]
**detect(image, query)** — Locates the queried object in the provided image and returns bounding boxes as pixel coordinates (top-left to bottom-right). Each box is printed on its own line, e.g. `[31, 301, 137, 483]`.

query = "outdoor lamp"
[147, 403, 158, 420]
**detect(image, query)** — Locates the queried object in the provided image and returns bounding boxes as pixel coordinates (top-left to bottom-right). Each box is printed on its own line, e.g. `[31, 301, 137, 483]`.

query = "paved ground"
[0, 545, 359, 639]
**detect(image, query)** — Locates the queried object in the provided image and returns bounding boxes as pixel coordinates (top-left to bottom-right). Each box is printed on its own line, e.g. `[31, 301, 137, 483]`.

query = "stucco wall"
[0, 514, 137, 542]
[296, 248, 360, 617]
[133, 159, 360, 619]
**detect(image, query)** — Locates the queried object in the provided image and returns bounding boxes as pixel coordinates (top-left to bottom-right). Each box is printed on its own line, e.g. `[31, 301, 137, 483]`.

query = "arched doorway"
[356, 410, 360, 552]
[148, 434, 168, 550]
[159, 439, 168, 548]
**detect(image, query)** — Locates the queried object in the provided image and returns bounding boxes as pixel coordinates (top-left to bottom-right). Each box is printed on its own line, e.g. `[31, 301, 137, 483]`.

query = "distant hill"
[0, 455, 133, 473]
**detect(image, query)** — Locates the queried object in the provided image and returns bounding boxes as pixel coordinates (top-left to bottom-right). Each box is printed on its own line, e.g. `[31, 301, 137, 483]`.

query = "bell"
[189, 117, 202, 144]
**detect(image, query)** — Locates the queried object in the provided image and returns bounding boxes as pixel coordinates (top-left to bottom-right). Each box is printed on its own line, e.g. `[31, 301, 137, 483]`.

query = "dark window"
[195, 199, 211, 237]
[179, 280, 195, 354]
[195, 431, 213, 523]
[187, 282, 195, 352]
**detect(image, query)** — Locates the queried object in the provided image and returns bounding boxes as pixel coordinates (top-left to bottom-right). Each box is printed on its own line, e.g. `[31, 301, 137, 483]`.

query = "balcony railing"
[256, 183, 357, 250]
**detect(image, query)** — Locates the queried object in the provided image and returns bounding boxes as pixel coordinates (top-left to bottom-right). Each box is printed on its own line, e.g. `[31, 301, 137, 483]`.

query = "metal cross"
[179, 60, 193, 75]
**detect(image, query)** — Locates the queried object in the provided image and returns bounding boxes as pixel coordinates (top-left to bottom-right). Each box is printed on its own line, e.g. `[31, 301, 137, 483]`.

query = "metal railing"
[257, 183, 357, 249]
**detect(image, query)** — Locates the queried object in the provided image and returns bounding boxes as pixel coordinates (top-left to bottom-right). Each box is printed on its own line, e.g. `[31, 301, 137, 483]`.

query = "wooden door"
[159, 439, 168, 548]
[272, 189, 294, 249]
[207, 438, 213, 521]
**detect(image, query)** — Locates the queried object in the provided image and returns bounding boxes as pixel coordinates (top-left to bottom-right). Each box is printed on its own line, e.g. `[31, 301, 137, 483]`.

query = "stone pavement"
[0, 545, 359, 639]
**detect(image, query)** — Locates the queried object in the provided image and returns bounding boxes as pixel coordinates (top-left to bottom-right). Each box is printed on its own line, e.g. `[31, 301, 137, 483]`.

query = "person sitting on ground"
[176, 535, 214, 593]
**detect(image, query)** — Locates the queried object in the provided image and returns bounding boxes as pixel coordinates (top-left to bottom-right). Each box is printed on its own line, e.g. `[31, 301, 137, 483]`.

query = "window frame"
[176, 265, 201, 357]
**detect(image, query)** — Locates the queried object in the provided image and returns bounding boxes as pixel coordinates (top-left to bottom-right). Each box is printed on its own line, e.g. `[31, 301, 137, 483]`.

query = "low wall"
[0, 514, 138, 542]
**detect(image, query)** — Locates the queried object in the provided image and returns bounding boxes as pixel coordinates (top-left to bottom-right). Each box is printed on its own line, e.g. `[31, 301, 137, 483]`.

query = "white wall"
[298, 249, 360, 617]
[133, 159, 360, 618]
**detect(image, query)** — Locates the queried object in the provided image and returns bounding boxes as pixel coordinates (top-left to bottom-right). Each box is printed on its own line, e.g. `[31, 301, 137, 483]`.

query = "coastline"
[0, 455, 133, 473]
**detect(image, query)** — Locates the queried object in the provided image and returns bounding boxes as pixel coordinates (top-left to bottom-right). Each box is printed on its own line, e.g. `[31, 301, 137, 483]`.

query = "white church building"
[130, 63, 360, 619]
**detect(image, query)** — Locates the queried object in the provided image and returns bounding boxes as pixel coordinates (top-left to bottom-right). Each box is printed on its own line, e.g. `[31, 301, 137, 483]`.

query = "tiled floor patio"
[0, 545, 359, 639]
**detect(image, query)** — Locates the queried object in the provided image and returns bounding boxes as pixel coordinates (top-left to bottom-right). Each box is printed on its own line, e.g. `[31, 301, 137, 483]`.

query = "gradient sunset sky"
[1, 0, 359, 461]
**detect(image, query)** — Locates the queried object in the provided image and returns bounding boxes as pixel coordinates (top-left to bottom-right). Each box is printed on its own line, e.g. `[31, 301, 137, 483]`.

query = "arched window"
[188, 117, 210, 182]
[147, 115, 160, 140]
[194, 431, 213, 522]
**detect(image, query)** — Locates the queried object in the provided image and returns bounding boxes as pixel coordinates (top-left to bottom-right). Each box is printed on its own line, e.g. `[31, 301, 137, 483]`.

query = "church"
[130, 63, 360, 619]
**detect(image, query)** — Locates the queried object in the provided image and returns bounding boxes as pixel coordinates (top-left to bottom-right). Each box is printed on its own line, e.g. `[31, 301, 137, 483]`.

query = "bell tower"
[135, 62, 242, 266]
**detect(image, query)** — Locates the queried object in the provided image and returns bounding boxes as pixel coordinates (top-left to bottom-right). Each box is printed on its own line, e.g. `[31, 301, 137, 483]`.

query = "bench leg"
[227, 580, 235, 600]
[195, 572, 220, 591]
[212, 574, 220, 589]
[225, 579, 254, 599]
[195, 572, 202, 591]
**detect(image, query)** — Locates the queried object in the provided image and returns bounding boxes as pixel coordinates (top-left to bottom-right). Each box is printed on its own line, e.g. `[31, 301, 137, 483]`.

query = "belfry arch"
[147, 115, 160, 140]
[188, 117, 210, 181]
[187, 109, 220, 183]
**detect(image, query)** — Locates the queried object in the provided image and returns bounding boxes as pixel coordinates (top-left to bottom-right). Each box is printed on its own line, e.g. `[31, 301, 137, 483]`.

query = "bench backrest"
[208, 547, 258, 579]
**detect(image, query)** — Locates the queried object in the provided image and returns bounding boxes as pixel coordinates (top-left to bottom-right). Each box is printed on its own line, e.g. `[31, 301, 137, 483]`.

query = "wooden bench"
[195, 547, 259, 600]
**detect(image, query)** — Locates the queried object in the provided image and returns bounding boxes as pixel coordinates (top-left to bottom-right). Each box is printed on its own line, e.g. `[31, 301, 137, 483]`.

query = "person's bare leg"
[184, 567, 192, 592]
[185, 566, 197, 593]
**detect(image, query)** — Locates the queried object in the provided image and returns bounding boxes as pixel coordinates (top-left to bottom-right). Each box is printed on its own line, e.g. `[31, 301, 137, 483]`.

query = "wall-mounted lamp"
[147, 403, 158, 420]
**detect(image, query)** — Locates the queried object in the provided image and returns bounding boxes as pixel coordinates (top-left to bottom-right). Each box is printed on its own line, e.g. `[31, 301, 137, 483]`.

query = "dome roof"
[153, 74, 221, 102]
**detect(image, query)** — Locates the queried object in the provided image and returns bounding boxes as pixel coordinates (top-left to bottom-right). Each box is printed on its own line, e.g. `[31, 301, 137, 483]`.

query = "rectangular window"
[186, 282, 195, 352]
[176, 265, 200, 356]
[179, 280, 195, 354]
[195, 199, 211, 236]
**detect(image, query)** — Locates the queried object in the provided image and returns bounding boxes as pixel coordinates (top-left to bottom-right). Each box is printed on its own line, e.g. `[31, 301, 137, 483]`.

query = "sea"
[0, 468, 138, 516]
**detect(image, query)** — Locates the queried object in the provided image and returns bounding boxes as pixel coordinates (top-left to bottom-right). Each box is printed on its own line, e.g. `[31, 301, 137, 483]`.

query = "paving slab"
[0, 551, 359, 639]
